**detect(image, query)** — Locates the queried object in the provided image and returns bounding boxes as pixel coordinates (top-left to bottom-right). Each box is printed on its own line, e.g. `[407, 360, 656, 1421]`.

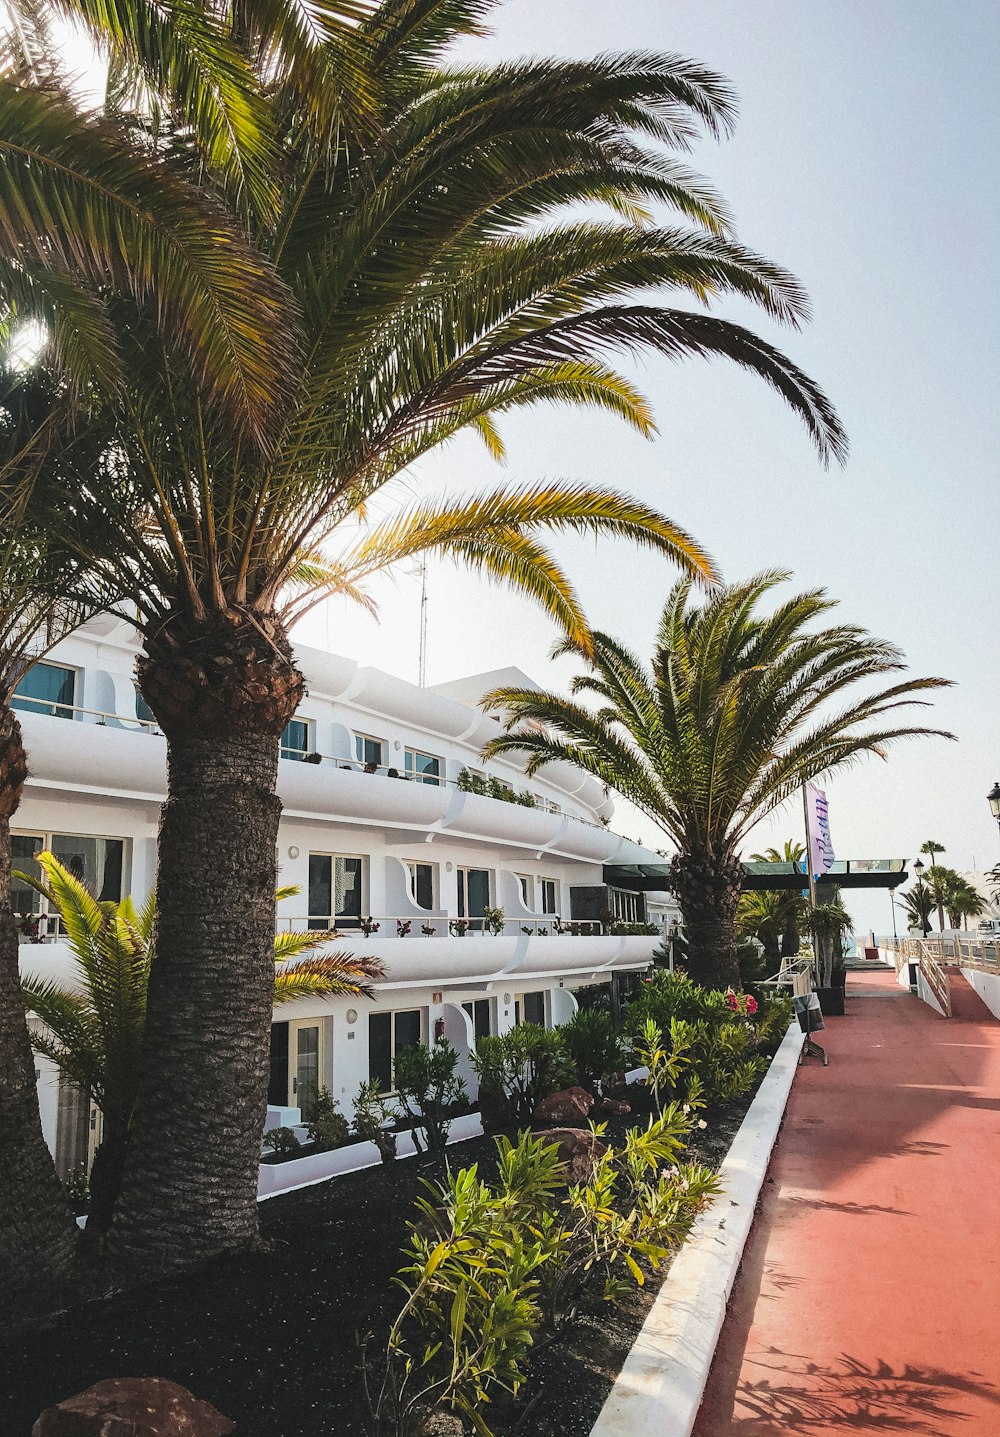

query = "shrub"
[471, 1024, 575, 1125]
[393, 1041, 468, 1154]
[263, 1125, 302, 1158]
[362, 1120, 721, 1433]
[557, 1009, 625, 1095]
[353, 1080, 398, 1163]
[63, 1163, 90, 1216]
[304, 1088, 349, 1152]
[482, 905, 506, 936]
[609, 921, 660, 935]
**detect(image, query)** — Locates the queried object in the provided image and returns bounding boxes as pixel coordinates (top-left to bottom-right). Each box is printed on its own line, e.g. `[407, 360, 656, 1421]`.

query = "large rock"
[534, 1127, 609, 1185]
[532, 1085, 594, 1126]
[595, 1097, 631, 1116]
[33, 1379, 235, 1436]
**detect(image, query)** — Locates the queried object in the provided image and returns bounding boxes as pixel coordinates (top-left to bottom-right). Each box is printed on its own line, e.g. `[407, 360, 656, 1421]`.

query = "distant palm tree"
[18, 854, 384, 1237]
[750, 841, 808, 955]
[942, 876, 986, 931]
[482, 572, 953, 989]
[920, 841, 947, 929]
[900, 884, 935, 936]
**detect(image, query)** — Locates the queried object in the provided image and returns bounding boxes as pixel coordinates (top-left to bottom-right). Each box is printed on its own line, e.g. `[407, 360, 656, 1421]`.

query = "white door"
[288, 1020, 323, 1115]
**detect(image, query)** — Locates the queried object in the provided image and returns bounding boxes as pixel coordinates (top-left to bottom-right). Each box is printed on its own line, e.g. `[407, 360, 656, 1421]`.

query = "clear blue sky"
[298, 1, 1000, 936]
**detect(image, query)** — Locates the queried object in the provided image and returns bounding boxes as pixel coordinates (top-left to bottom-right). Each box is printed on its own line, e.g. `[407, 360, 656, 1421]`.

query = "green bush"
[393, 1040, 468, 1154]
[362, 1120, 721, 1434]
[304, 1088, 349, 1152]
[352, 1080, 398, 1163]
[557, 1008, 625, 1095]
[263, 1125, 302, 1158]
[471, 1024, 575, 1125]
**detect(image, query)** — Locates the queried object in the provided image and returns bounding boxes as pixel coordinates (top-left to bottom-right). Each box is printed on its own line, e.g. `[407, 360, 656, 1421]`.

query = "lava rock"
[534, 1127, 609, 1184]
[32, 1378, 235, 1436]
[595, 1098, 631, 1116]
[533, 1085, 594, 1126]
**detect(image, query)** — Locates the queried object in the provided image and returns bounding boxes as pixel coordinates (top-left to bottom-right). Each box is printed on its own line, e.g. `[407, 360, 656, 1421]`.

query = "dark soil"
[1, 1090, 758, 1437]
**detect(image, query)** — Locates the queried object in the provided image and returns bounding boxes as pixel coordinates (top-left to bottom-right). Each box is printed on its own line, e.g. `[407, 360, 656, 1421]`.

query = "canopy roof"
[604, 860, 909, 893]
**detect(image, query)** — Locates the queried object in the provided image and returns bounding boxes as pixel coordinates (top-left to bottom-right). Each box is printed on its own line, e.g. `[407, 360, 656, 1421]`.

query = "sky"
[61, 2, 1000, 936]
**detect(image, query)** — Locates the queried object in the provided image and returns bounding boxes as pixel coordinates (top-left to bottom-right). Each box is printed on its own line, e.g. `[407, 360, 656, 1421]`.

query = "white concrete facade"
[13, 617, 677, 1175]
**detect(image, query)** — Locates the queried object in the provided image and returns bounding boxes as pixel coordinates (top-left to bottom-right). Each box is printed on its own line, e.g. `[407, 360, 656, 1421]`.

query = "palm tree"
[942, 875, 986, 931]
[40, 6, 852, 1271]
[750, 840, 808, 955]
[481, 572, 953, 989]
[736, 889, 784, 960]
[900, 883, 935, 936]
[920, 842, 947, 930]
[18, 853, 384, 1237]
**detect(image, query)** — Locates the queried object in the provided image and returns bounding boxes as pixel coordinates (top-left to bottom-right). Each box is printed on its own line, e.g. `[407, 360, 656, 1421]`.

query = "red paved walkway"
[694, 967, 1000, 1436]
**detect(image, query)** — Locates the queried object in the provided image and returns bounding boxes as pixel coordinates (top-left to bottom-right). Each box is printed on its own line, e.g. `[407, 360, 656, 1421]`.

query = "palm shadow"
[727, 1351, 1000, 1433]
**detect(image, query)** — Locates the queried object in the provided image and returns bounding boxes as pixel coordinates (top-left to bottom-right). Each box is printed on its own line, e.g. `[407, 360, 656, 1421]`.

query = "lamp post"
[988, 781, 1000, 844]
[913, 857, 930, 938]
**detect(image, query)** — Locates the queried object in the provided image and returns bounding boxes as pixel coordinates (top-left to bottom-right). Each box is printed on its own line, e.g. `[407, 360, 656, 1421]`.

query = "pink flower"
[746, 995, 758, 1015]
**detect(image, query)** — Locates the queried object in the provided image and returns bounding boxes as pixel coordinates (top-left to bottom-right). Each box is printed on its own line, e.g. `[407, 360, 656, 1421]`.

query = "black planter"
[817, 985, 845, 1016]
[831, 967, 847, 990]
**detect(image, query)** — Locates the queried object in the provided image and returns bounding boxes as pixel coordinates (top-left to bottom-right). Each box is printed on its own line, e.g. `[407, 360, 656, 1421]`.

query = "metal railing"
[12, 692, 161, 733]
[274, 913, 606, 938]
[881, 936, 954, 1017]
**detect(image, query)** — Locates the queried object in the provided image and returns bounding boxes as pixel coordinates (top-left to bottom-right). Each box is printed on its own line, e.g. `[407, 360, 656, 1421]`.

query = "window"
[405, 748, 441, 785]
[516, 874, 533, 908]
[11, 832, 125, 930]
[611, 887, 642, 924]
[354, 733, 384, 768]
[281, 719, 311, 761]
[407, 862, 435, 911]
[457, 867, 490, 919]
[369, 1009, 423, 1090]
[540, 879, 558, 915]
[11, 663, 76, 719]
[462, 998, 493, 1045]
[134, 689, 158, 729]
[514, 991, 546, 1027]
[308, 853, 365, 929]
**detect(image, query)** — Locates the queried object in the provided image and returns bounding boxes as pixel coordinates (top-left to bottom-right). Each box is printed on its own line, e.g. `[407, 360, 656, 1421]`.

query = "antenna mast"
[418, 557, 428, 687]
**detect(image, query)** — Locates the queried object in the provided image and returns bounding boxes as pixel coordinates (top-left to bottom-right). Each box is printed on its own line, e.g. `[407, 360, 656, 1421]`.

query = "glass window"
[134, 689, 158, 728]
[407, 862, 435, 911]
[521, 992, 546, 1027]
[457, 867, 490, 919]
[280, 719, 311, 761]
[405, 748, 440, 785]
[308, 853, 365, 929]
[368, 1009, 423, 1090]
[11, 834, 44, 916]
[354, 734, 384, 768]
[461, 998, 492, 1045]
[540, 879, 558, 915]
[516, 874, 533, 908]
[50, 836, 124, 902]
[12, 663, 76, 719]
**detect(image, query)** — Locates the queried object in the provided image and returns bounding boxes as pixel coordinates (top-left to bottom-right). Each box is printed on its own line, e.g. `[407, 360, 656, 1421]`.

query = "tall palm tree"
[44, 5, 852, 1271]
[18, 853, 384, 1237]
[750, 839, 808, 955]
[920, 841, 947, 930]
[900, 883, 935, 936]
[481, 572, 954, 989]
[941, 874, 986, 931]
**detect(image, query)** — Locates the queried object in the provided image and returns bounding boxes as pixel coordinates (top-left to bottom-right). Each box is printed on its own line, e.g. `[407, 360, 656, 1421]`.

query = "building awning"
[606, 860, 909, 893]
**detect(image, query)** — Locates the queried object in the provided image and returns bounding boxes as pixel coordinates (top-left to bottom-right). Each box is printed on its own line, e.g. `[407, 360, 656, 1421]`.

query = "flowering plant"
[396, 920, 412, 938]
[724, 989, 758, 1018]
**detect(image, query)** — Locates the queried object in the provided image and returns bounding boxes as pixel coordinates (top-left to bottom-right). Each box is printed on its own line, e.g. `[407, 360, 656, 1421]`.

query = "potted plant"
[806, 903, 852, 1015]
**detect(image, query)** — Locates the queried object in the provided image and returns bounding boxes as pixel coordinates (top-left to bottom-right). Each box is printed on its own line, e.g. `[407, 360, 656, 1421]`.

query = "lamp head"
[988, 781, 1000, 820]
[913, 858, 925, 877]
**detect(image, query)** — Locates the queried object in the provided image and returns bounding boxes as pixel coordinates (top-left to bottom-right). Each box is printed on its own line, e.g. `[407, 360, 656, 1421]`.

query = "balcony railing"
[276, 913, 608, 938]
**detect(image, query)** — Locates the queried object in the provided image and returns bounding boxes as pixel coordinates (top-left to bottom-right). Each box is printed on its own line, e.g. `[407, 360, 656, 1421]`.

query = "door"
[289, 1020, 323, 1115]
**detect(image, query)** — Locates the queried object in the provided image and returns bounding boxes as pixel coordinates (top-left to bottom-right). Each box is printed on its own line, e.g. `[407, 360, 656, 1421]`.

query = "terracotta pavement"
[693, 966, 1000, 1436]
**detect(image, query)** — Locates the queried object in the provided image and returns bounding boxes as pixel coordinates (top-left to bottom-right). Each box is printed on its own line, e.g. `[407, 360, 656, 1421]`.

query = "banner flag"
[806, 781, 836, 879]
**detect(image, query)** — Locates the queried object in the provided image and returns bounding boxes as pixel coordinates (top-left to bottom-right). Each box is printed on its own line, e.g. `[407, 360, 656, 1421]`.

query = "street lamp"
[988, 781, 1000, 836]
[913, 857, 929, 938]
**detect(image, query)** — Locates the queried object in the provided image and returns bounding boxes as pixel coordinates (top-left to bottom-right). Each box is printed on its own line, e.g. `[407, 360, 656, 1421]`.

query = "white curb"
[589, 1020, 805, 1437]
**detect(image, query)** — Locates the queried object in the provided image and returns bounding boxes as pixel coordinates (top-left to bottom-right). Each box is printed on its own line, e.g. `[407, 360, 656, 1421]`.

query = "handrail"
[881, 935, 952, 1016]
[275, 914, 609, 938]
[12, 693, 160, 732]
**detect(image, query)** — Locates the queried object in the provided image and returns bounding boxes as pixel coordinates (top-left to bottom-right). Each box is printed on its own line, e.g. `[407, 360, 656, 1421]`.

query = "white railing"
[12, 693, 161, 733]
[274, 913, 605, 939]
[881, 936, 954, 1016]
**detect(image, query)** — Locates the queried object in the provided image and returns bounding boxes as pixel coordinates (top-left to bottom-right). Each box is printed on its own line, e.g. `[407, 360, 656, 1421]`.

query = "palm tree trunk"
[86, 1112, 130, 1240]
[670, 849, 743, 990]
[0, 705, 76, 1321]
[109, 614, 303, 1272]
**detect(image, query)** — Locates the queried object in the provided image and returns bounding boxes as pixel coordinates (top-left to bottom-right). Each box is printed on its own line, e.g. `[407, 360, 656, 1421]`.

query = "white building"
[12, 617, 676, 1183]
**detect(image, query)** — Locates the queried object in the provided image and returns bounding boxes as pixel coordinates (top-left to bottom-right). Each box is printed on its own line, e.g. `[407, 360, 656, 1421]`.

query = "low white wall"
[258, 1112, 484, 1199]
[916, 968, 945, 1017]
[961, 966, 1000, 1020]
